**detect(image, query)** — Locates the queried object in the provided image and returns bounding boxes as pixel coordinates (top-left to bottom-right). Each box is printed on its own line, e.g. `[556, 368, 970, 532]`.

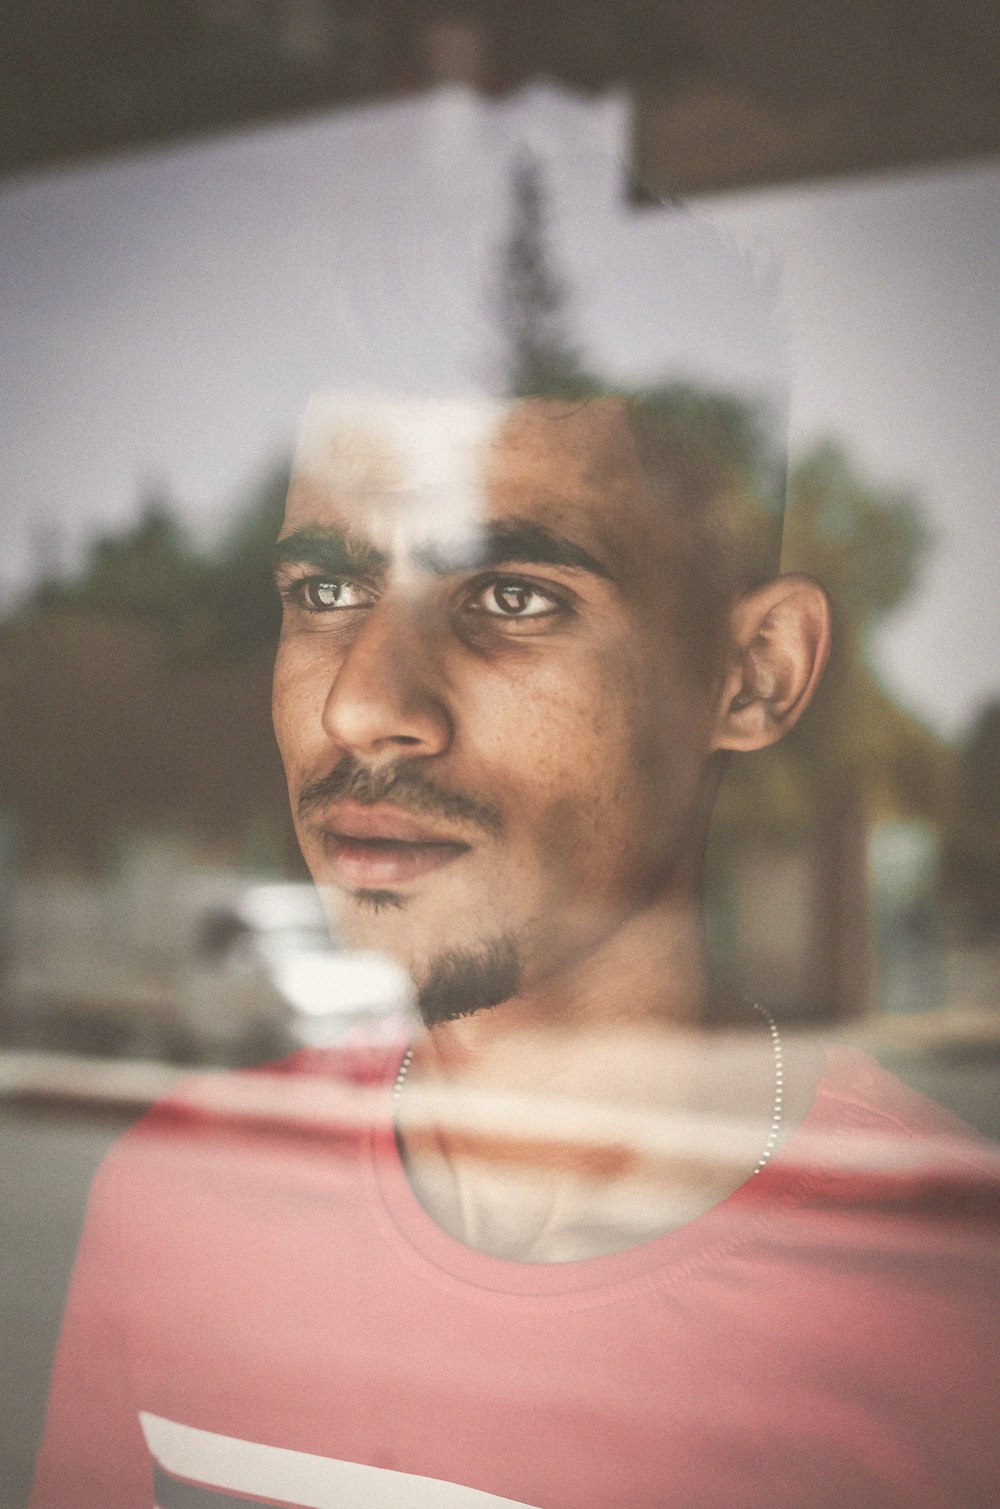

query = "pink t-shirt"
[30, 1044, 1000, 1508]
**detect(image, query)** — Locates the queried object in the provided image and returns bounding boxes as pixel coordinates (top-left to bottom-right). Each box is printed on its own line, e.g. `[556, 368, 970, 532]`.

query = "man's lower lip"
[321, 835, 470, 886]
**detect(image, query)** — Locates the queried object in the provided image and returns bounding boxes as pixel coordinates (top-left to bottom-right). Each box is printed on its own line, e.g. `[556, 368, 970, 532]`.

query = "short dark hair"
[506, 207, 790, 678]
[622, 383, 787, 678]
[501, 385, 787, 679]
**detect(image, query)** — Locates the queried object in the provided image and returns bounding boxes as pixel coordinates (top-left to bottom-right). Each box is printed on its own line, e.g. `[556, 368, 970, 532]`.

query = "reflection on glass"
[1, 74, 997, 1509]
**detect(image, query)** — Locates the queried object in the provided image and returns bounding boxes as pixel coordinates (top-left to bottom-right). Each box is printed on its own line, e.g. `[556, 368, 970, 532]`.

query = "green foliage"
[30, 460, 291, 663]
[37, 488, 203, 632]
[216, 461, 290, 565]
[960, 702, 1000, 820]
[711, 437, 948, 848]
[189, 461, 290, 660]
[942, 700, 1000, 930]
[770, 441, 947, 828]
[782, 441, 931, 635]
[632, 381, 786, 515]
[0, 461, 295, 872]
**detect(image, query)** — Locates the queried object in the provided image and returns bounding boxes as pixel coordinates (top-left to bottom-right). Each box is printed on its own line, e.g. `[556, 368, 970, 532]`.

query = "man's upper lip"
[318, 803, 469, 846]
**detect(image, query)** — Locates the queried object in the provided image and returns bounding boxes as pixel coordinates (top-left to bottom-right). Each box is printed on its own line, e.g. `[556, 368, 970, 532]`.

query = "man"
[271, 393, 826, 1255]
[31, 393, 1000, 1507]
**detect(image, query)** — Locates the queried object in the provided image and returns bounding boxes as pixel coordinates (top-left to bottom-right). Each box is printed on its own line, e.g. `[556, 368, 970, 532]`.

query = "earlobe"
[712, 575, 832, 753]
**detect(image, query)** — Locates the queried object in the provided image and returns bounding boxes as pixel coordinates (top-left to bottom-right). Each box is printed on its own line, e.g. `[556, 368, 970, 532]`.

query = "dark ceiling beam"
[632, 0, 1000, 196]
[1, 1, 997, 189]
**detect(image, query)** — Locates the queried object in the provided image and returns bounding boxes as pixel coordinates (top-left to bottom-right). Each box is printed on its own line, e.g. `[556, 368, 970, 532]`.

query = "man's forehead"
[488, 399, 645, 502]
[282, 395, 648, 553]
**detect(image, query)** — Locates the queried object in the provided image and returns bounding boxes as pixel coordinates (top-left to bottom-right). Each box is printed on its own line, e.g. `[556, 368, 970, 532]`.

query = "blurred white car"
[178, 881, 414, 1059]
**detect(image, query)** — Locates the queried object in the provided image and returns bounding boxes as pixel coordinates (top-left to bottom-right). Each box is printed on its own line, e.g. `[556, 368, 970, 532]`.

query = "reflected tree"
[0, 461, 295, 874]
[943, 700, 1000, 934]
[493, 150, 596, 398]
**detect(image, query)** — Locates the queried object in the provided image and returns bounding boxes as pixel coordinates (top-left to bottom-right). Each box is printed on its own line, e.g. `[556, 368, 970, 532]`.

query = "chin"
[336, 893, 436, 974]
[414, 932, 523, 1027]
[337, 901, 523, 1028]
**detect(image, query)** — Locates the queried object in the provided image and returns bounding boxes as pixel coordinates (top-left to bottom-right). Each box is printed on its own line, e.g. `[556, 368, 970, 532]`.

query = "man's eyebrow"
[272, 529, 388, 576]
[415, 518, 613, 580]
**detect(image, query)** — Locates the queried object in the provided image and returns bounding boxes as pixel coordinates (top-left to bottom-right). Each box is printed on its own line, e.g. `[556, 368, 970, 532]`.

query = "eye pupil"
[496, 583, 528, 613]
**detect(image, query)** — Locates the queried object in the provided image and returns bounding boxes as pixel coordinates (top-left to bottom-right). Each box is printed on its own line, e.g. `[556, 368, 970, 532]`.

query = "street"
[1, 1102, 138, 1508]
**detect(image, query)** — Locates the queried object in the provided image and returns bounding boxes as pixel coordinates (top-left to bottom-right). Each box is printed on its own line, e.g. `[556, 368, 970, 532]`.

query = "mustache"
[297, 756, 503, 838]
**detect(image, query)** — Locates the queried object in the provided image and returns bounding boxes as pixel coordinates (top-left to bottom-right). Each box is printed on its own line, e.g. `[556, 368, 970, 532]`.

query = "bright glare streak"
[272, 948, 415, 1019]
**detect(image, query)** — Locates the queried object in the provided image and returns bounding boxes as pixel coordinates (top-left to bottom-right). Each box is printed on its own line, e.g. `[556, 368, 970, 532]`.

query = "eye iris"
[495, 583, 528, 614]
[314, 580, 341, 607]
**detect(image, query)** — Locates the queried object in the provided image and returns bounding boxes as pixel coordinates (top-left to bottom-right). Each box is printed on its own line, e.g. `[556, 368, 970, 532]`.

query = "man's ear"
[711, 575, 832, 753]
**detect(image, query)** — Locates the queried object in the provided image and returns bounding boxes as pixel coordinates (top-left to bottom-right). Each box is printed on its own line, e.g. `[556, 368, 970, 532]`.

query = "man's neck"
[419, 896, 710, 1071]
[394, 903, 820, 1263]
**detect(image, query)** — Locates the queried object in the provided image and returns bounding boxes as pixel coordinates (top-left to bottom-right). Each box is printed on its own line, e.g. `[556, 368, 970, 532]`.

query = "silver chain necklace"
[392, 1045, 414, 1105]
[392, 1001, 784, 1178]
[748, 1000, 784, 1176]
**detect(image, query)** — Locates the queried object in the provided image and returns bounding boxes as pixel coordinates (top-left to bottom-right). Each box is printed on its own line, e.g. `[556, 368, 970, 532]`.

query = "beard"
[416, 932, 522, 1027]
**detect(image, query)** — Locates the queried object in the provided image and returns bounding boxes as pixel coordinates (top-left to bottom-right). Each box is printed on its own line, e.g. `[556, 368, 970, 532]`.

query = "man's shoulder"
[813, 1044, 994, 1147]
[788, 1043, 1000, 1220]
[96, 1036, 408, 1202]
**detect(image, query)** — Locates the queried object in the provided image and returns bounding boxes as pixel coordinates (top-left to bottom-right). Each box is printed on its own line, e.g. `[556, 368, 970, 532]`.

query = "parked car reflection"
[180, 881, 415, 1059]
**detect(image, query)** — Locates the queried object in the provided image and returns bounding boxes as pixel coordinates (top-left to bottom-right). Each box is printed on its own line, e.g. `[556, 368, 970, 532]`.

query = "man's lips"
[313, 803, 472, 887]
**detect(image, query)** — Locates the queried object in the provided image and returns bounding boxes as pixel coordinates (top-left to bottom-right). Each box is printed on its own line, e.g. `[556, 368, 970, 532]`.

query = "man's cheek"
[274, 671, 330, 775]
[271, 661, 305, 765]
[532, 792, 618, 902]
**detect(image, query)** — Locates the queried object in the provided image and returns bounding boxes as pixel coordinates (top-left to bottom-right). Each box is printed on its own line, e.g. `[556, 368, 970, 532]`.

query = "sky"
[1, 83, 997, 739]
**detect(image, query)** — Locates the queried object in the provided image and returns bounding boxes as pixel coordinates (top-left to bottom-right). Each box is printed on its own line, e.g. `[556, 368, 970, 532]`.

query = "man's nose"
[320, 596, 452, 762]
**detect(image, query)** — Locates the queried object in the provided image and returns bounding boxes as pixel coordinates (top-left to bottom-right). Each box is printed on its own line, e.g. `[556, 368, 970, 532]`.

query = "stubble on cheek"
[514, 787, 629, 976]
[528, 664, 699, 931]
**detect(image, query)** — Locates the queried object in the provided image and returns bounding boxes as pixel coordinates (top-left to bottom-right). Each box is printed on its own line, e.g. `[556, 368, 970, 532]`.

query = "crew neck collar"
[362, 1043, 823, 1302]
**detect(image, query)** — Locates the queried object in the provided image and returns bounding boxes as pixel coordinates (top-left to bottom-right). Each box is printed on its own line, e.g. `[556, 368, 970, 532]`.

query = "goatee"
[417, 934, 522, 1027]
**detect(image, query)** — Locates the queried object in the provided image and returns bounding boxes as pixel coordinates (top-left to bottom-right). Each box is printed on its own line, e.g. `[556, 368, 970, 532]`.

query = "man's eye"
[469, 579, 560, 619]
[295, 577, 374, 611]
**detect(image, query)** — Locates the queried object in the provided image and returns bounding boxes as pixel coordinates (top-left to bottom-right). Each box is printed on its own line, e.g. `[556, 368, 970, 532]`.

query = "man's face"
[272, 398, 722, 1023]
